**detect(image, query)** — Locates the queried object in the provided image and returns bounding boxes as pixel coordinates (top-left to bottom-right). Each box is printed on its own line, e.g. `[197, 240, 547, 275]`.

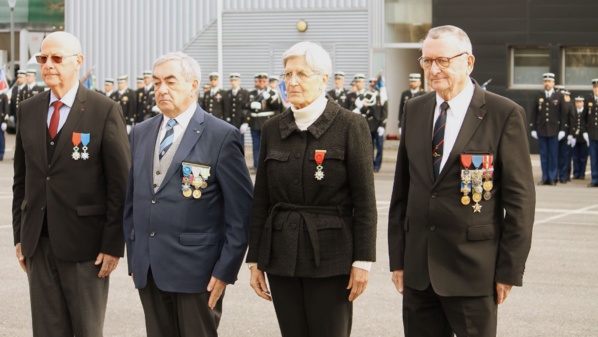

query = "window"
[510, 47, 550, 89]
[563, 47, 598, 89]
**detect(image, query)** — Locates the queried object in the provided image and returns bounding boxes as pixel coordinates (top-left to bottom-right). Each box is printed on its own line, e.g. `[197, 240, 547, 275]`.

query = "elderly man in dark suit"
[124, 52, 253, 337]
[12, 31, 130, 337]
[388, 25, 535, 337]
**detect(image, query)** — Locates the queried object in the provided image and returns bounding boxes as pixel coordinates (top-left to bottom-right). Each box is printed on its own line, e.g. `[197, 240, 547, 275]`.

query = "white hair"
[425, 25, 473, 55]
[153, 52, 201, 83]
[282, 41, 332, 76]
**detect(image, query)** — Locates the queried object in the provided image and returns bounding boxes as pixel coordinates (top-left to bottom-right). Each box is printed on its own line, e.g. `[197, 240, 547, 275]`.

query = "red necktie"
[49, 101, 64, 139]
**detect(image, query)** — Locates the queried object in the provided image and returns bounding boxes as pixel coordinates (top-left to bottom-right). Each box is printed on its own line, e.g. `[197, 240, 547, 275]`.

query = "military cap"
[136, 76, 143, 82]
[354, 74, 366, 81]
[105, 78, 115, 84]
[409, 73, 421, 81]
[26, 69, 37, 75]
[143, 70, 152, 77]
[369, 77, 377, 83]
[542, 73, 555, 81]
[17, 70, 26, 76]
[254, 73, 269, 79]
[591, 79, 598, 85]
[334, 71, 345, 78]
[117, 75, 128, 82]
[269, 76, 279, 82]
[229, 73, 241, 79]
[561, 89, 570, 95]
[575, 96, 585, 101]
[209, 72, 219, 79]
[203, 84, 211, 89]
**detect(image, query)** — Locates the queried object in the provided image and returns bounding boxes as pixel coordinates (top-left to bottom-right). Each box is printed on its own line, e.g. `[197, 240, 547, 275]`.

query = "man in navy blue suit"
[123, 52, 253, 337]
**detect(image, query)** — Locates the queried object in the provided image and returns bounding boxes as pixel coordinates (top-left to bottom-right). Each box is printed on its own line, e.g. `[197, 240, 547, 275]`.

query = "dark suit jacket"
[246, 99, 377, 278]
[398, 88, 425, 127]
[226, 88, 249, 128]
[124, 105, 253, 293]
[530, 91, 566, 137]
[388, 80, 535, 297]
[12, 84, 130, 261]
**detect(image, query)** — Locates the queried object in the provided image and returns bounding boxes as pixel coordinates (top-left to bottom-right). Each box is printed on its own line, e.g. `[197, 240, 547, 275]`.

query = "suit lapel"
[143, 116, 163, 195]
[420, 96, 437, 183]
[157, 106, 206, 194]
[434, 82, 487, 184]
[35, 91, 51, 165]
[50, 85, 87, 167]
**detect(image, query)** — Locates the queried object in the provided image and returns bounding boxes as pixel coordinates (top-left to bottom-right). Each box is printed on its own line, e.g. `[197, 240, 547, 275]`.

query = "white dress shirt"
[156, 102, 197, 145]
[47, 82, 80, 133]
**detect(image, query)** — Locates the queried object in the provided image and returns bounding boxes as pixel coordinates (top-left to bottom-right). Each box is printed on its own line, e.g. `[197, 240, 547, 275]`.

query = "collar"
[28, 83, 35, 89]
[18, 84, 26, 90]
[291, 92, 328, 130]
[545, 90, 554, 97]
[49, 82, 79, 108]
[436, 77, 475, 119]
[161, 102, 197, 131]
[280, 97, 339, 139]
[145, 84, 153, 91]
[118, 89, 126, 95]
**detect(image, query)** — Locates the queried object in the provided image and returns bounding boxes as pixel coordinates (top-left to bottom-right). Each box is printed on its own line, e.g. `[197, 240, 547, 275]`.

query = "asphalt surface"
[0, 134, 597, 336]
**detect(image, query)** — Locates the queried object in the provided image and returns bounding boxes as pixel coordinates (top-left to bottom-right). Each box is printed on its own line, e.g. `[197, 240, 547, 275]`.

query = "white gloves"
[352, 108, 361, 114]
[584, 132, 590, 144]
[558, 131, 565, 141]
[570, 138, 576, 148]
[240, 123, 249, 134]
[126, 125, 132, 134]
[567, 135, 573, 145]
[250, 101, 262, 110]
[1, 122, 6, 132]
[377, 126, 385, 137]
[261, 91, 270, 100]
[271, 92, 278, 101]
[531, 131, 538, 139]
[354, 98, 364, 109]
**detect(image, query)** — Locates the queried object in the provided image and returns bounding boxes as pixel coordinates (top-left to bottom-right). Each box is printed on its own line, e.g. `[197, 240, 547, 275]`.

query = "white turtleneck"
[291, 92, 327, 131]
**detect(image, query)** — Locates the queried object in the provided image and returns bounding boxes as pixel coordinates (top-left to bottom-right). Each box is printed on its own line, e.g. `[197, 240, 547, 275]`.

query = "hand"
[570, 138, 576, 148]
[354, 98, 364, 109]
[496, 282, 513, 304]
[352, 108, 362, 114]
[261, 91, 271, 100]
[126, 124, 132, 134]
[1, 122, 6, 131]
[240, 123, 249, 135]
[347, 267, 369, 301]
[249, 266, 272, 301]
[531, 130, 538, 139]
[391, 270, 404, 294]
[377, 126, 385, 137]
[584, 132, 590, 144]
[15, 243, 27, 273]
[207, 276, 227, 309]
[250, 101, 262, 110]
[95, 253, 120, 278]
[558, 131, 566, 141]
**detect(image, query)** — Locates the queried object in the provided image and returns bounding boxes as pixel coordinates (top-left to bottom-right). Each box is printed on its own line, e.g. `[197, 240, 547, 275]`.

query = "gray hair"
[282, 41, 332, 76]
[153, 52, 202, 96]
[424, 25, 473, 55]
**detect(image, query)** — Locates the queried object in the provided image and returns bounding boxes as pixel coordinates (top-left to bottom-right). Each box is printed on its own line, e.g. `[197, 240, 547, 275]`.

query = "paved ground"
[0, 134, 597, 336]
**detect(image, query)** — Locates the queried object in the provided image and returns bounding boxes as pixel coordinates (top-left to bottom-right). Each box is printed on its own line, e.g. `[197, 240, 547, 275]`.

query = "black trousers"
[138, 270, 223, 337]
[27, 237, 109, 337]
[403, 285, 497, 337]
[267, 273, 352, 337]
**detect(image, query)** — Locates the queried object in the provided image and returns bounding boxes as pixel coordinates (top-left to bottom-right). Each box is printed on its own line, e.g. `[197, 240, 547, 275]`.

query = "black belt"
[262, 202, 352, 267]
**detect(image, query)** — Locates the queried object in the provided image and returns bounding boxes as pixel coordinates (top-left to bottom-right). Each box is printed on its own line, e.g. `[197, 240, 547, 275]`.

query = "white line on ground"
[534, 204, 598, 225]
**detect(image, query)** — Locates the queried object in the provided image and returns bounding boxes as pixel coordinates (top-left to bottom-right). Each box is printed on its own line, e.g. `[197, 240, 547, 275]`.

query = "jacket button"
[295, 153, 301, 159]
[429, 225, 436, 231]
[149, 231, 155, 237]
[46, 177, 51, 181]
[151, 200, 156, 204]
[431, 193, 438, 198]
[156, 171, 161, 175]
[41, 207, 44, 212]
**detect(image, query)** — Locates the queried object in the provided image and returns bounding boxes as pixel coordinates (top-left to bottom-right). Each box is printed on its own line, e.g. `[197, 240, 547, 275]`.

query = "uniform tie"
[49, 101, 64, 139]
[432, 101, 449, 179]
[159, 118, 177, 160]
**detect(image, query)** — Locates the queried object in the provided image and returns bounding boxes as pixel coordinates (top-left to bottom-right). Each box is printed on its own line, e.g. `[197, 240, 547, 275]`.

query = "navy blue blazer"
[123, 105, 253, 293]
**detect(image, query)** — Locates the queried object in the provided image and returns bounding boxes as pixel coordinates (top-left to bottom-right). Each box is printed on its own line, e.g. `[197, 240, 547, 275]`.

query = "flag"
[0, 68, 8, 92]
[278, 81, 287, 103]
[374, 73, 387, 105]
[83, 75, 93, 90]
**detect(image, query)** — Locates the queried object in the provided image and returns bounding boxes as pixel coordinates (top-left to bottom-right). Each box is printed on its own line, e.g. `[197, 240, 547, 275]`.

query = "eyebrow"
[153, 74, 177, 81]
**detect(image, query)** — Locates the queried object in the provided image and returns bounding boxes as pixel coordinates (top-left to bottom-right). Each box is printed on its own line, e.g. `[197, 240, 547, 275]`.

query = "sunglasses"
[35, 54, 78, 64]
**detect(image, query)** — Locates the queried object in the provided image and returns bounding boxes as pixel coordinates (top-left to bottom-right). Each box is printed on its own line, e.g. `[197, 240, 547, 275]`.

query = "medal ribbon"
[482, 155, 493, 169]
[314, 150, 327, 165]
[471, 155, 483, 169]
[72, 132, 82, 147]
[460, 154, 472, 169]
[80, 133, 90, 147]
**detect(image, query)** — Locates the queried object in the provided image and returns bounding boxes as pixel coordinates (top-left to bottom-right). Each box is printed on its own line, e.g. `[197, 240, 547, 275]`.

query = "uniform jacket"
[345, 90, 366, 111]
[584, 96, 598, 140]
[137, 85, 156, 123]
[326, 88, 349, 109]
[358, 90, 388, 132]
[226, 87, 249, 128]
[0, 92, 8, 121]
[573, 107, 586, 142]
[112, 89, 137, 125]
[22, 84, 43, 101]
[201, 88, 230, 121]
[12, 84, 130, 261]
[246, 88, 282, 131]
[399, 88, 426, 127]
[530, 91, 566, 137]
[246, 98, 377, 278]
[124, 106, 253, 293]
[388, 80, 535, 297]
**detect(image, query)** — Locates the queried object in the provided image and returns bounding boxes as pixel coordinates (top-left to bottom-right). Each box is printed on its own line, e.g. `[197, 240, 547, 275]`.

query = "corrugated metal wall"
[223, 0, 368, 11]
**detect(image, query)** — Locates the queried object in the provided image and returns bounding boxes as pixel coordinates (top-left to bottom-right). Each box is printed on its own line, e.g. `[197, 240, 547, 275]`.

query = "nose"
[429, 61, 442, 75]
[287, 74, 299, 86]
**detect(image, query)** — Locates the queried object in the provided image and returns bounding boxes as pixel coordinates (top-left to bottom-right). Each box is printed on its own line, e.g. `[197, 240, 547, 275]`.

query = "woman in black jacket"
[246, 41, 377, 337]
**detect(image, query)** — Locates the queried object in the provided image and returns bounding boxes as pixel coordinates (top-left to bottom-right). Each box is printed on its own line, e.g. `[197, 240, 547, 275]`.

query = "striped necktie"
[159, 119, 177, 160]
[432, 101, 449, 179]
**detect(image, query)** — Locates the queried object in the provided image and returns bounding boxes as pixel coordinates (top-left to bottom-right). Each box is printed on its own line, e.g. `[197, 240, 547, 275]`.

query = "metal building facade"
[65, 0, 373, 89]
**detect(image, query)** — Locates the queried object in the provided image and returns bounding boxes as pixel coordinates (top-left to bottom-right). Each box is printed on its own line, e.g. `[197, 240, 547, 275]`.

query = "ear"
[467, 54, 475, 75]
[190, 78, 199, 96]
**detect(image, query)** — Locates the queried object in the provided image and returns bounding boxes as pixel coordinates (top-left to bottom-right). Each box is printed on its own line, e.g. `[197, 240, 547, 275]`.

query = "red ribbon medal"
[314, 150, 327, 180]
[71, 132, 82, 160]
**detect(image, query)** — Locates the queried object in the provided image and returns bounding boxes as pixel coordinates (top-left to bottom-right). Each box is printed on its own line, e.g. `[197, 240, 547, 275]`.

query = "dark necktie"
[432, 101, 449, 179]
[49, 101, 64, 139]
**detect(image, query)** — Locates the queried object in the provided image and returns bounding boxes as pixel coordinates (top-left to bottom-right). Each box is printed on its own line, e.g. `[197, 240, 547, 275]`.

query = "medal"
[472, 203, 482, 213]
[471, 155, 484, 213]
[461, 195, 471, 205]
[182, 162, 211, 199]
[192, 189, 202, 199]
[472, 192, 482, 203]
[314, 150, 327, 180]
[482, 155, 494, 200]
[484, 191, 492, 200]
[460, 154, 473, 206]
[71, 132, 81, 160]
[182, 186, 192, 197]
[80, 133, 90, 160]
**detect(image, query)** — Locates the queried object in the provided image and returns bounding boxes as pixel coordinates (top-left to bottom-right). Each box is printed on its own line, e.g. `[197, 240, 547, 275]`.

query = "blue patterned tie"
[159, 119, 177, 160]
[432, 101, 449, 179]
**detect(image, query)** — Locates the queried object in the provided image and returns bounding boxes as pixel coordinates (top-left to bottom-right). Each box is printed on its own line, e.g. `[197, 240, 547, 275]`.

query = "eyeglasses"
[418, 52, 469, 69]
[35, 54, 78, 64]
[280, 71, 320, 83]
